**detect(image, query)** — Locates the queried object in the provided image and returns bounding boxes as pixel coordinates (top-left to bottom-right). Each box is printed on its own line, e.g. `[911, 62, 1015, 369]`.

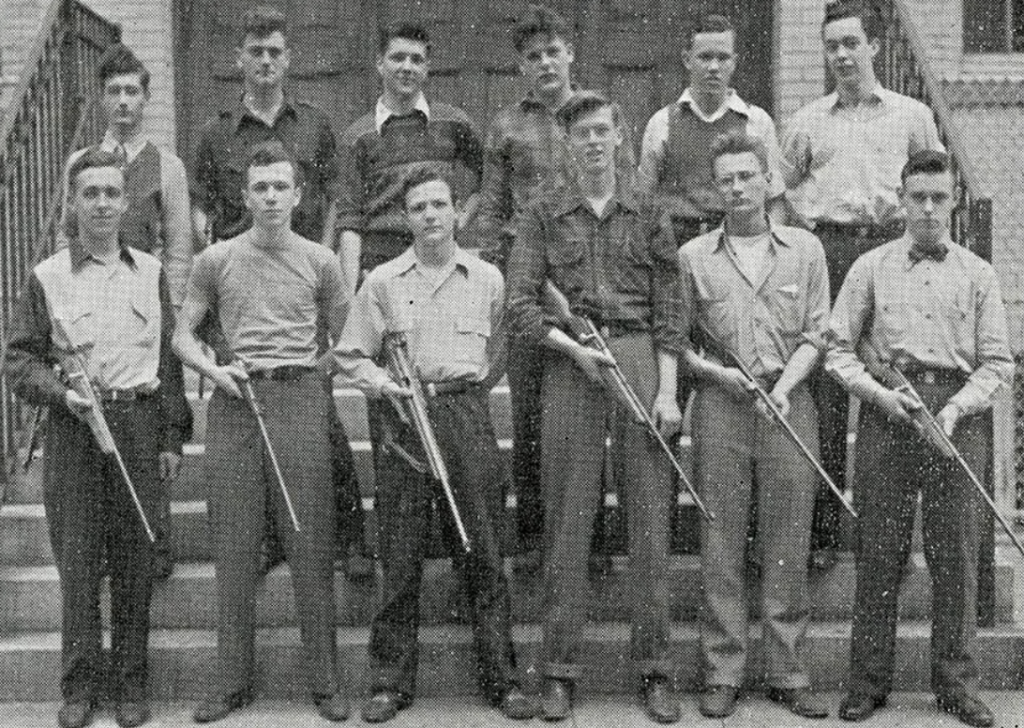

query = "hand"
[210, 363, 248, 399]
[718, 367, 755, 401]
[759, 385, 791, 419]
[874, 387, 921, 424]
[159, 451, 182, 481]
[64, 389, 93, 421]
[936, 402, 962, 438]
[571, 344, 615, 386]
[651, 390, 682, 438]
[381, 380, 413, 400]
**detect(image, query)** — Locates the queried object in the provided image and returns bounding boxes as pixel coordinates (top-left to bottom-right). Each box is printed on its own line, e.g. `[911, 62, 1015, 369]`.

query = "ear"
[235, 46, 244, 71]
[867, 36, 880, 59]
[564, 42, 575, 65]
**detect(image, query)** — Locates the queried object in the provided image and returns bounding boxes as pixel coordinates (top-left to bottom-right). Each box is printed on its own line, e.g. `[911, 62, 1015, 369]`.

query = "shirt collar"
[375, 93, 431, 134]
[519, 83, 578, 112]
[827, 82, 889, 110]
[678, 88, 750, 123]
[100, 131, 148, 163]
[69, 238, 137, 272]
[899, 232, 955, 270]
[233, 94, 297, 133]
[553, 178, 641, 218]
[390, 245, 471, 279]
[712, 220, 789, 253]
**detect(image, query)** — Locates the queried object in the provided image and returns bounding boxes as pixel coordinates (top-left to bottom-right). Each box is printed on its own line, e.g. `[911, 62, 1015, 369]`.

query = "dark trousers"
[43, 400, 161, 702]
[508, 338, 545, 551]
[848, 378, 986, 699]
[367, 388, 516, 703]
[205, 375, 340, 696]
[540, 333, 672, 681]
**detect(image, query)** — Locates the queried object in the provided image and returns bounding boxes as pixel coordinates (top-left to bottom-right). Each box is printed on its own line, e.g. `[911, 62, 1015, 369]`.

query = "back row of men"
[6, 1, 1012, 727]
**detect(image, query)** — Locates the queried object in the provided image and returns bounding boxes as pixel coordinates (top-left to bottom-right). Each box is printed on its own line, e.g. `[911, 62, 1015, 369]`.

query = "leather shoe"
[115, 701, 150, 728]
[937, 694, 995, 727]
[361, 691, 409, 723]
[838, 693, 886, 722]
[642, 678, 680, 724]
[497, 684, 534, 720]
[767, 687, 829, 719]
[540, 677, 572, 721]
[57, 700, 95, 728]
[313, 691, 350, 722]
[699, 685, 739, 718]
[193, 688, 254, 723]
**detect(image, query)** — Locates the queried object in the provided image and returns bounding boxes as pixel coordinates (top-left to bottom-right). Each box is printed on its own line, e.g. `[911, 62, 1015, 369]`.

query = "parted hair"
[378, 21, 431, 55]
[556, 89, 621, 130]
[686, 14, 734, 48]
[709, 130, 769, 173]
[239, 5, 287, 43]
[512, 4, 572, 52]
[244, 140, 303, 187]
[901, 149, 952, 183]
[97, 43, 150, 93]
[400, 167, 456, 209]
[68, 149, 124, 190]
[822, 0, 882, 40]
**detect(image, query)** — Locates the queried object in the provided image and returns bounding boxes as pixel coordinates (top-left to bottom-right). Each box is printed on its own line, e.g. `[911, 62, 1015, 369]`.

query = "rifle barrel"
[242, 381, 302, 533]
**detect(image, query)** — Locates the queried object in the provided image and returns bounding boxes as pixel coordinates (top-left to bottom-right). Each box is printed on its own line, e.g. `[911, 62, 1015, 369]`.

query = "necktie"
[114, 143, 128, 167]
[908, 244, 948, 263]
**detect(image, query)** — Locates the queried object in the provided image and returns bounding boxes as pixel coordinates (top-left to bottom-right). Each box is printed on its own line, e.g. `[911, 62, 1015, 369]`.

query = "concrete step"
[0, 622, 1022, 701]
[0, 553, 1014, 631]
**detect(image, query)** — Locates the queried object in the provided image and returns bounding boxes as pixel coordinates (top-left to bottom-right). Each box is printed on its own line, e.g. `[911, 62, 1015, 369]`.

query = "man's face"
[404, 178, 456, 249]
[822, 17, 878, 85]
[900, 171, 955, 247]
[101, 73, 148, 130]
[714, 151, 770, 217]
[377, 37, 429, 100]
[243, 161, 301, 230]
[684, 31, 736, 99]
[72, 166, 127, 239]
[518, 33, 574, 97]
[566, 105, 622, 175]
[237, 31, 290, 89]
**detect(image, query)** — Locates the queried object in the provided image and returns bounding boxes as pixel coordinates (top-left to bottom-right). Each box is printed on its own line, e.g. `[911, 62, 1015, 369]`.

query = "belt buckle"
[923, 371, 936, 385]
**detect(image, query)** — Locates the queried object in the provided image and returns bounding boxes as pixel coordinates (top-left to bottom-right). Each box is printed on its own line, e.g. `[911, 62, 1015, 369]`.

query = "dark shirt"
[190, 96, 339, 242]
[507, 180, 684, 353]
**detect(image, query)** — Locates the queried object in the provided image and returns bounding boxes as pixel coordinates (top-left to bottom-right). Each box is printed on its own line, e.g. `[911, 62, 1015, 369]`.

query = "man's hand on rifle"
[381, 380, 413, 400]
[717, 367, 756, 402]
[651, 390, 682, 438]
[763, 384, 792, 418]
[570, 343, 615, 386]
[874, 387, 921, 424]
[160, 452, 182, 481]
[210, 363, 249, 399]
[936, 402, 962, 438]
[64, 389, 93, 421]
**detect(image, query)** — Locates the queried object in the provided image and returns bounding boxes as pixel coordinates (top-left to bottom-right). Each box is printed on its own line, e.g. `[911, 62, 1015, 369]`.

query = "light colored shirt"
[186, 231, 346, 371]
[781, 85, 943, 226]
[825, 234, 1012, 416]
[637, 89, 785, 199]
[679, 224, 830, 379]
[334, 246, 504, 397]
[374, 93, 431, 134]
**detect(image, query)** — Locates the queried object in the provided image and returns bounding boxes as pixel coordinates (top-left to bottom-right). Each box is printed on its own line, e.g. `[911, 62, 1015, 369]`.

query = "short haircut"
[822, 0, 881, 41]
[244, 140, 303, 187]
[556, 89, 621, 130]
[400, 167, 456, 210]
[686, 14, 735, 49]
[97, 43, 150, 93]
[68, 149, 124, 191]
[901, 149, 952, 184]
[378, 21, 431, 55]
[239, 5, 287, 44]
[709, 130, 770, 174]
[512, 4, 571, 53]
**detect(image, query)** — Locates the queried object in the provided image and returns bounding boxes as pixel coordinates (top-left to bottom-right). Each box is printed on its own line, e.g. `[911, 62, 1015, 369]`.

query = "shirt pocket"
[767, 281, 805, 337]
[130, 292, 161, 347]
[696, 276, 735, 344]
[453, 315, 491, 366]
[51, 308, 95, 354]
[547, 236, 587, 298]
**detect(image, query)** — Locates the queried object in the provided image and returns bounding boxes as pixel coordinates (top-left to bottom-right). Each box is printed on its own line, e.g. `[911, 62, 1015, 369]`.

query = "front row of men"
[7, 90, 1011, 728]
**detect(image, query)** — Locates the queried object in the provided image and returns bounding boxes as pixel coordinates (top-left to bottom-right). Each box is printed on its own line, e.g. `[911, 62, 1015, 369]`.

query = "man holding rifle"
[334, 168, 529, 723]
[678, 131, 831, 720]
[6, 149, 190, 728]
[827, 150, 1012, 727]
[508, 90, 684, 723]
[173, 142, 349, 723]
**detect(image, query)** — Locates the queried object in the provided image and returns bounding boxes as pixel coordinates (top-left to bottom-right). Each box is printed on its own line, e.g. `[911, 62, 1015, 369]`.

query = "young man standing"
[335, 169, 532, 724]
[7, 149, 190, 728]
[637, 14, 785, 248]
[508, 91, 683, 724]
[782, 0, 944, 567]
[827, 151, 1011, 728]
[175, 143, 349, 723]
[679, 131, 830, 720]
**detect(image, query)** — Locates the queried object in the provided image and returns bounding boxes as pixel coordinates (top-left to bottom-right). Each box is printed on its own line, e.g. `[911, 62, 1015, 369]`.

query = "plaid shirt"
[508, 180, 684, 353]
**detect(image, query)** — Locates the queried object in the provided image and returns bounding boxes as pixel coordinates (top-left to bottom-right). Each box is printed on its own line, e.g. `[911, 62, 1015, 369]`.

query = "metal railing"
[0, 0, 119, 465]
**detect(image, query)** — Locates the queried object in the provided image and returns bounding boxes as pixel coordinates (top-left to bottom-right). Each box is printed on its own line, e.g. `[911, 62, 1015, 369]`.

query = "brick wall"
[774, 0, 826, 120]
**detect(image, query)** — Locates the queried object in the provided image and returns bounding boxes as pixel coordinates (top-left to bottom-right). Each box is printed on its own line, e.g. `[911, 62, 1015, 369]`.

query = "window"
[964, 0, 1024, 52]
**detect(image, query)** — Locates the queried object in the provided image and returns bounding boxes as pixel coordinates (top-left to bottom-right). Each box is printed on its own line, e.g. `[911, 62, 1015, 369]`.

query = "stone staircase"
[0, 382, 1022, 700]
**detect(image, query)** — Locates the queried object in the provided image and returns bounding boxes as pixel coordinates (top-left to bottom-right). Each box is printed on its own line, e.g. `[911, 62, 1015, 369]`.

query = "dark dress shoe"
[937, 694, 995, 727]
[642, 678, 680, 724]
[57, 700, 95, 728]
[361, 691, 409, 723]
[497, 685, 535, 720]
[313, 690, 350, 722]
[115, 700, 151, 728]
[767, 687, 829, 719]
[540, 677, 573, 721]
[699, 685, 739, 718]
[838, 693, 886, 721]
[193, 688, 254, 723]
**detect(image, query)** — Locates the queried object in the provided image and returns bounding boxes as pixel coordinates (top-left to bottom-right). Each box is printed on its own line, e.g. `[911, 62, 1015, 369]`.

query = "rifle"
[698, 324, 858, 518]
[61, 353, 156, 542]
[864, 346, 1024, 559]
[239, 376, 302, 533]
[382, 332, 471, 553]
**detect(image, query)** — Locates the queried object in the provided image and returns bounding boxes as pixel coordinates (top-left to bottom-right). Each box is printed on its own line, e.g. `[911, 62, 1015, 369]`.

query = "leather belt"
[95, 386, 156, 403]
[422, 380, 481, 397]
[815, 219, 905, 240]
[247, 365, 315, 382]
[893, 364, 967, 387]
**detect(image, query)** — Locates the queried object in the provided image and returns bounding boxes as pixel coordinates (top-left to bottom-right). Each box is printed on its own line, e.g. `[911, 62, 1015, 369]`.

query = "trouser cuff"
[637, 659, 674, 682]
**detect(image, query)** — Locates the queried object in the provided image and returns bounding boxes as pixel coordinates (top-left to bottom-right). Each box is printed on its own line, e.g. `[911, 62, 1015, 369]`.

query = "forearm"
[171, 325, 221, 380]
[775, 342, 820, 395]
[683, 347, 733, 386]
[338, 230, 362, 298]
[656, 348, 678, 399]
